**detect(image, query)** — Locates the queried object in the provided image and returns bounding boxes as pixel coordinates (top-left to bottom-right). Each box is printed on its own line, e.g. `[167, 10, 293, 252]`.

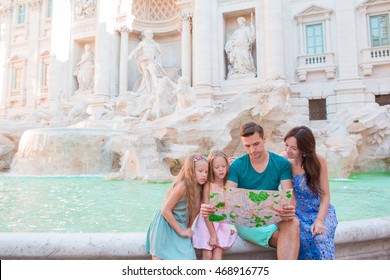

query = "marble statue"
[74, 43, 94, 92]
[142, 77, 177, 121]
[174, 77, 195, 112]
[225, 16, 256, 79]
[75, 0, 96, 19]
[27, 90, 90, 125]
[27, 91, 67, 125]
[128, 30, 167, 96]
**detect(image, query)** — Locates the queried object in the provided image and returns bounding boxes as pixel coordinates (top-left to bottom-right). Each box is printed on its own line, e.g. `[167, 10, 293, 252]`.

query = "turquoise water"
[0, 172, 389, 232]
[329, 172, 390, 221]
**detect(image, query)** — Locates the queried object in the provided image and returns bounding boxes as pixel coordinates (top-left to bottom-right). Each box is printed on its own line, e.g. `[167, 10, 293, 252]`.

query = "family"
[146, 122, 338, 260]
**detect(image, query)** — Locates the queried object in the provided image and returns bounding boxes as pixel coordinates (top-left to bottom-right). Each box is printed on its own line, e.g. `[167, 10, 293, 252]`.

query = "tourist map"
[208, 185, 293, 227]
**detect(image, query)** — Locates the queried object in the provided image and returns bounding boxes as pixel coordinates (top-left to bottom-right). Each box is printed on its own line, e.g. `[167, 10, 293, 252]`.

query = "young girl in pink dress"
[192, 150, 237, 259]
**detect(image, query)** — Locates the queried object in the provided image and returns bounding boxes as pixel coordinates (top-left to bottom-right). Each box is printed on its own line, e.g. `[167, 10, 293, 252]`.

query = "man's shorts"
[236, 224, 279, 249]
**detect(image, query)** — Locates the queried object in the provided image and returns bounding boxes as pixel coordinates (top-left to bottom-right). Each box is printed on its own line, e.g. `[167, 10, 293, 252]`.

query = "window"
[8, 56, 26, 100]
[42, 63, 49, 87]
[39, 51, 50, 96]
[375, 94, 390, 106]
[306, 23, 324, 54]
[13, 68, 23, 90]
[309, 99, 327, 120]
[295, 5, 335, 81]
[48, 0, 53, 18]
[17, 5, 26, 24]
[370, 14, 389, 47]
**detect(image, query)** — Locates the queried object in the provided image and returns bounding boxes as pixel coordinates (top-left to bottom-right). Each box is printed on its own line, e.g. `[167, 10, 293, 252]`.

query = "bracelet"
[316, 217, 324, 222]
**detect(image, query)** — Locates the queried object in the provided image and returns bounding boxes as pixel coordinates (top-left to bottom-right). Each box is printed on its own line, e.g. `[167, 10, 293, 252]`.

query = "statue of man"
[225, 16, 256, 79]
[128, 30, 167, 96]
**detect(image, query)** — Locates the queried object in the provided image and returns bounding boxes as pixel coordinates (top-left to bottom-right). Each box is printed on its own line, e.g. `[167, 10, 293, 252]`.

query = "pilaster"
[192, 0, 214, 105]
[264, 0, 285, 79]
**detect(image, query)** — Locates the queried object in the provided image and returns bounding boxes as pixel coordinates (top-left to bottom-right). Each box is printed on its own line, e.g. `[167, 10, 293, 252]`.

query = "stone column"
[264, 0, 285, 79]
[83, 0, 118, 113]
[110, 30, 120, 97]
[93, 1, 114, 97]
[48, 0, 71, 100]
[115, 11, 134, 96]
[117, 26, 130, 95]
[192, 0, 213, 104]
[0, 3, 13, 113]
[26, 0, 42, 108]
[192, 0, 211, 88]
[179, 11, 192, 85]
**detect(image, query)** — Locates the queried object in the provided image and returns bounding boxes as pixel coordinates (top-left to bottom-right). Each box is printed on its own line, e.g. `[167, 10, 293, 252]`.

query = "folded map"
[208, 185, 293, 227]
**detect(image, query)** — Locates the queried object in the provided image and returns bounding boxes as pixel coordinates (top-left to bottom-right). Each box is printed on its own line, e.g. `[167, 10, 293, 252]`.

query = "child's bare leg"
[152, 255, 162, 260]
[212, 247, 224, 260]
[202, 249, 213, 260]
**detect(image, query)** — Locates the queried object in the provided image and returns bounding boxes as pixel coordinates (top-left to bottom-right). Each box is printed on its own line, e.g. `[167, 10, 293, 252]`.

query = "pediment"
[40, 50, 50, 57]
[295, 4, 333, 18]
[357, 0, 390, 9]
[9, 55, 25, 63]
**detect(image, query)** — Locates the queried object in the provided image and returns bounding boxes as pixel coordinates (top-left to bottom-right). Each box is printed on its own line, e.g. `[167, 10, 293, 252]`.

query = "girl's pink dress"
[192, 215, 237, 250]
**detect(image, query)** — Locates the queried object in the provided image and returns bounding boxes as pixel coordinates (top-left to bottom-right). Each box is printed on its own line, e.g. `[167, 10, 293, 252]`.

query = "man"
[201, 122, 300, 259]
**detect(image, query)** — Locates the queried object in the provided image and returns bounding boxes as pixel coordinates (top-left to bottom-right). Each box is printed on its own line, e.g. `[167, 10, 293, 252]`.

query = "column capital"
[115, 14, 134, 34]
[0, 2, 13, 15]
[179, 10, 193, 21]
[115, 24, 131, 34]
[178, 11, 192, 32]
[27, 0, 42, 10]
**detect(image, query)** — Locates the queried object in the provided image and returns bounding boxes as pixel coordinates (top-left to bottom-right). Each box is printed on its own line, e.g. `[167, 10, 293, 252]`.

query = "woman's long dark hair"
[284, 126, 323, 198]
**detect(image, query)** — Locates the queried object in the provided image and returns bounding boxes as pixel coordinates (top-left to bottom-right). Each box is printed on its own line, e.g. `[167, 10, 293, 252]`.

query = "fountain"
[2, 78, 389, 180]
[1, 77, 389, 259]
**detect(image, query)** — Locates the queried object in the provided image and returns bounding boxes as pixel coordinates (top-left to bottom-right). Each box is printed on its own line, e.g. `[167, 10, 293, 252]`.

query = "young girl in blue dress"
[146, 154, 208, 260]
[283, 126, 338, 259]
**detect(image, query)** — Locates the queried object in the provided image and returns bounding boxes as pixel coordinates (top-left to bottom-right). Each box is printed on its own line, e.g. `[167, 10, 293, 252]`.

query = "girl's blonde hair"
[164, 154, 207, 227]
[207, 150, 230, 185]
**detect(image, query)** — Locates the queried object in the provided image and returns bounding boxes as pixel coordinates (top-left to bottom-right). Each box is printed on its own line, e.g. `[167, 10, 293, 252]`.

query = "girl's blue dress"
[146, 184, 201, 260]
[293, 174, 338, 260]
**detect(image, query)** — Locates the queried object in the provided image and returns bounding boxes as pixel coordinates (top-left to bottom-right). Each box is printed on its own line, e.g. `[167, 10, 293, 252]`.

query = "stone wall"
[1, 217, 389, 260]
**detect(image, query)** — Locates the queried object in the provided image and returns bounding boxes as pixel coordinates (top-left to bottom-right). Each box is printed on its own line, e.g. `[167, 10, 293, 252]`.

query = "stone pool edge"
[0, 217, 389, 260]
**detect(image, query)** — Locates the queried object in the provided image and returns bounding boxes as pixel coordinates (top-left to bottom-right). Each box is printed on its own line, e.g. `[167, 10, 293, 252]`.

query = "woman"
[283, 126, 338, 259]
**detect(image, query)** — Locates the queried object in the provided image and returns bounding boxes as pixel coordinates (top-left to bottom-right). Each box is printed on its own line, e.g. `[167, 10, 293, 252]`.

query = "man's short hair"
[240, 122, 264, 137]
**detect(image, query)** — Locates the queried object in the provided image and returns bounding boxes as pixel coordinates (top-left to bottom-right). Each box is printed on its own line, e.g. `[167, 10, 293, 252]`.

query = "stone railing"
[0, 217, 389, 260]
[296, 52, 336, 81]
[360, 46, 390, 76]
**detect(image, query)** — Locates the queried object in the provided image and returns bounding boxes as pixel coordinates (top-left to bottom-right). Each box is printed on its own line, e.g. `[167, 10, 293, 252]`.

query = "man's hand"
[200, 203, 216, 217]
[280, 204, 296, 220]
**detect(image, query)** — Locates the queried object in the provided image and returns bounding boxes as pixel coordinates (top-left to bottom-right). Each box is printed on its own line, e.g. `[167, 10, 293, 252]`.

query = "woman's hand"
[311, 218, 325, 236]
